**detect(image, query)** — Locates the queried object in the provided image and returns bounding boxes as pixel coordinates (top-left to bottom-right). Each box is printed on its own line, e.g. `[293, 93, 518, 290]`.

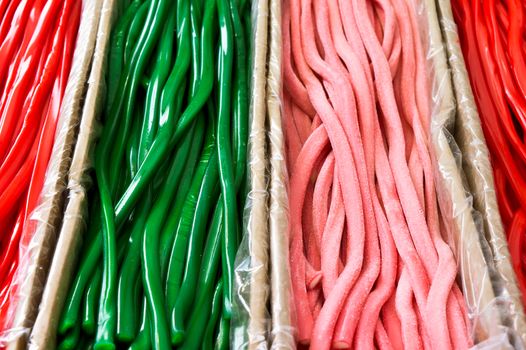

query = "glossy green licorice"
[231, 0, 248, 187]
[163, 3, 215, 334]
[217, 0, 237, 319]
[138, 0, 173, 165]
[159, 116, 206, 276]
[165, 120, 216, 318]
[182, 278, 223, 350]
[170, 109, 222, 340]
[82, 266, 102, 335]
[112, 0, 216, 220]
[183, 205, 223, 348]
[60, 1, 139, 335]
[115, 3, 177, 343]
[170, 133, 220, 343]
[173, 0, 249, 339]
[58, 322, 80, 350]
[92, 162, 117, 349]
[60, 0, 252, 347]
[115, 100, 150, 342]
[129, 298, 150, 350]
[141, 123, 197, 350]
[215, 313, 230, 350]
[106, 0, 140, 112]
[124, 1, 149, 68]
[115, 194, 150, 342]
[60, 0, 170, 342]
[86, 230, 130, 336]
[206, 278, 225, 349]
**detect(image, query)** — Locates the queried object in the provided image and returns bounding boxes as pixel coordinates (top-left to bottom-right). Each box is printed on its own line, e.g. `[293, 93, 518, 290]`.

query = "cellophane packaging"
[231, 0, 271, 348]
[419, 0, 526, 347]
[265, 0, 295, 348]
[27, 0, 117, 348]
[232, 0, 296, 348]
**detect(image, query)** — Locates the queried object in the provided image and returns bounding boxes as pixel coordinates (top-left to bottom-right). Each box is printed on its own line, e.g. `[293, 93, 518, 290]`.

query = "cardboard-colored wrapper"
[266, 0, 295, 348]
[231, 0, 272, 348]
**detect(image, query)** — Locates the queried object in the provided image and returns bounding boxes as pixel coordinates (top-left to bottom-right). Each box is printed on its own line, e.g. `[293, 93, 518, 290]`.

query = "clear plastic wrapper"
[231, 0, 271, 348]
[417, 0, 526, 347]
[436, 0, 526, 345]
[232, 0, 297, 346]
[266, 0, 295, 348]
[27, 0, 117, 348]
[0, 0, 110, 348]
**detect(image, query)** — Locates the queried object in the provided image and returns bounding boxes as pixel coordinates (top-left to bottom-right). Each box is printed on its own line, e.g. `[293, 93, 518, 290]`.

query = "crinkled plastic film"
[233, 0, 298, 346]
[0, 1, 104, 349]
[28, 0, 116, 348]
[266, 0, 295, 347]
[416, 0, 526, 347]
[232, 0, 271, 348]
[436, 0, 526, 345]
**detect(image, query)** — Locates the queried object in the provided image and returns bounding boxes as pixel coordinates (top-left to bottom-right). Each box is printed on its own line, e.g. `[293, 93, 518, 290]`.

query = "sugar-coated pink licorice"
[320, 164, 344, 297]
[306, 0, 383, 346]
[382, 294, 404, 350]
[304, 184, 322, 281]
[282, 0, 472, 347]
[391, 0, 470, 345]
[287, 123, 330, 343]
[395, 268, 423, 350]
[313, 153, 334, 247]
[283, 91, 302, 171]
[353, 197, 398, 348]
[289, 0, 367, 346]
[375, 322, 395, 350]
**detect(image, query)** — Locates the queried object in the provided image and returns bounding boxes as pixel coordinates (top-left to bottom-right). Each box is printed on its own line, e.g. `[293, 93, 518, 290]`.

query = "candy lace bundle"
[283, 0, 472, 348]
[55, 0, 251, 348]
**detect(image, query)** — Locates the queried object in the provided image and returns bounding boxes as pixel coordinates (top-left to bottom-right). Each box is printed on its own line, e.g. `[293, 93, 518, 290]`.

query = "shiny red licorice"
[452, 0, 526, 301]
[0, 0, 80, 339]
